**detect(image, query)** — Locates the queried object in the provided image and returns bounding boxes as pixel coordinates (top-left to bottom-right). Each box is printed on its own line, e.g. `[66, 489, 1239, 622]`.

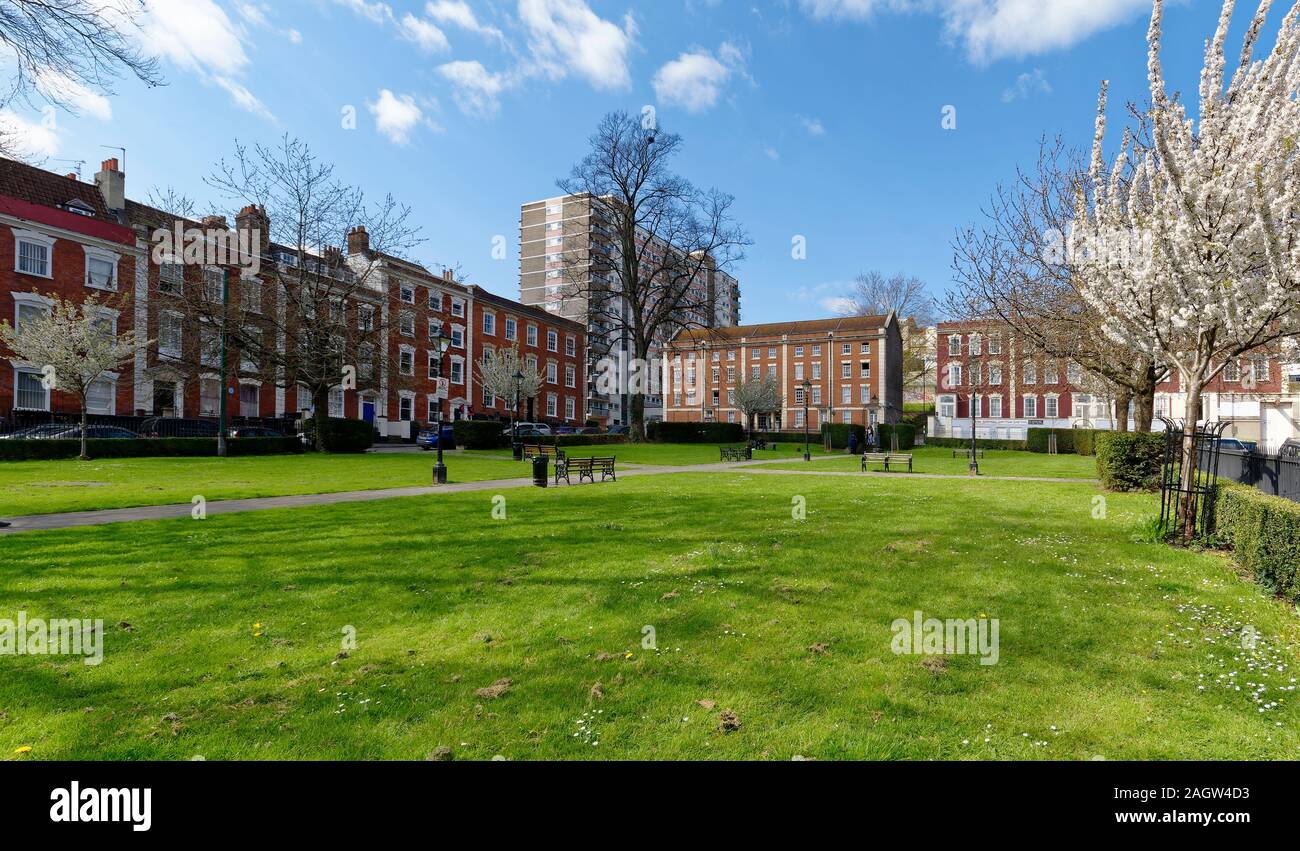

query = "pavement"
[0, 453, 1097, 536]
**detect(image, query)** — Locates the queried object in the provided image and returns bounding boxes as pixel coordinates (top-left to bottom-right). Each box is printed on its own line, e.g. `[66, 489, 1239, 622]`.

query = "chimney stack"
[347, 225, 370, 256]
[65, 173, 78, 181]
[236, 204, 270, 256]
[202, 214, 229, 231]
[94, 158, 125, 212]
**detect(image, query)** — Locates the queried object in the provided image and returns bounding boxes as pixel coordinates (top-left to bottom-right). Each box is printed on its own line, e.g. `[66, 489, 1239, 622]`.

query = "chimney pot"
[101, 158, 119, 172]
[65, 173, 77, 181]
[346, 225, 370, 256]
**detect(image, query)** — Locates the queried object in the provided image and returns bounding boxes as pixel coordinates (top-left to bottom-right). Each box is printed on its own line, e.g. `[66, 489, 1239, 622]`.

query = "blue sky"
[0, 0, 1246, 323]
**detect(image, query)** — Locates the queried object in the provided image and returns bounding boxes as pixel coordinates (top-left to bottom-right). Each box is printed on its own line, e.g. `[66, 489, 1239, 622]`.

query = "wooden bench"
[952, 448, 985, 459]
[861, 452, 913, 473]
[554, 455, 617, 485]
[523, 443, 565, 461]
[720, 446, 752, 462]
[748, 439, 768, 451]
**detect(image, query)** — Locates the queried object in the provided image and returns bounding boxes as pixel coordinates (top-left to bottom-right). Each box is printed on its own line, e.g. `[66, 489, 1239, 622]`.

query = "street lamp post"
[512, 369, 524, 461]
[217, 267, 231, 457]
[969, 389, 980, 476]
[801, 378, 812, 462]
[432, 328, 452, 485]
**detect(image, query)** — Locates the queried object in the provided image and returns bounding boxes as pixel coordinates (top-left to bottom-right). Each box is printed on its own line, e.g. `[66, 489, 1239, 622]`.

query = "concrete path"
[0, 454, 1096, 536]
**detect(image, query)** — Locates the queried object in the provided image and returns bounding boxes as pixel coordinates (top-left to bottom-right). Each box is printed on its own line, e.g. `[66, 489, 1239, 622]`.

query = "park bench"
[861, 452, 913, 473]
[523, 443, 565, 461]
[720, 446, 752, 462]
[554, 455, 617, 485]
[748, 438, 768, 451]
[951, 448, 985, 459]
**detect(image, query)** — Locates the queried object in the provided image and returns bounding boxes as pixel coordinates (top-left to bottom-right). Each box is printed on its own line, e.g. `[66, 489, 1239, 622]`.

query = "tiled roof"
[0, 157, 113, 220]
[672, 314, 891, 344]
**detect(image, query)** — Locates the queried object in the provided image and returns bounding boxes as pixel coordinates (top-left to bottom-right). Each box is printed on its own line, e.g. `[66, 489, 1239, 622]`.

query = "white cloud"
[437, 60, 506, 117]
[213, 77, 275, 121]
[653, 41, 747, 113]
[763, 146, 780, 161]
[1001, 68, 1051, 102]
[426, 0, 504, 39]
[400, 13, 450, 52]
[801, 0, 1154, 63]
[0, 109, 61, 159]
[334, 0, 394, 25]
[799, 115, 826, 136]
[518, 0, 635, 91]
[368, 89, 426, 143]
[32, 70, 112, 121]
[821, 296, 857, 315]
[288, 29, 303, 44]
[236, 2, 269, 27]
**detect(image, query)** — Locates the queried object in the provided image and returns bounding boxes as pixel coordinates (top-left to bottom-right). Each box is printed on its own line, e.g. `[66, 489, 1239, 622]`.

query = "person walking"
[848, 429, 859, 456]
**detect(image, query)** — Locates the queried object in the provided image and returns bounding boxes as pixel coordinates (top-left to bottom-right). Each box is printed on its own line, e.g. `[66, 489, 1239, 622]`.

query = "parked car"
[607, 425, 630, 436]
[230, 426, 284, 438]
[416, 424, 456, 450]
[514, 427, 546, 438]
[553, 426, 579, 435]
[1213, 437, 1255, 453]
[137, 417, 220, 438]
[0, 423, 77, 440]
[502, 422, 552, 437]
[47, 425, 139, 440]
[579, 427, 601, 435]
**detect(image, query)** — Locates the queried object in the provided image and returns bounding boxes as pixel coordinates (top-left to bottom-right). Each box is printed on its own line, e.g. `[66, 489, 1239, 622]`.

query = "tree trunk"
[79, 400, 89, 461]
[1133, 362, 1159, 433]
[1113, 389, 1133, 433]
[629, 336, 649, 443]
[1177, 380, 1205, 541]
[312, 387, 330, 453]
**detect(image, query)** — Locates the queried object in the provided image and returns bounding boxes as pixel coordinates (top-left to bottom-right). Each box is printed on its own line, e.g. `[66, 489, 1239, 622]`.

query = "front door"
[361, 400, 376, 424]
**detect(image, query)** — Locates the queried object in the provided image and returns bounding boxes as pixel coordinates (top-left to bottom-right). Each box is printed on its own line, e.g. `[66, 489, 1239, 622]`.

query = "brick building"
[933, 319, 1300, 449]
[662, 314, 903, 430]
[1, 156, 586, 437]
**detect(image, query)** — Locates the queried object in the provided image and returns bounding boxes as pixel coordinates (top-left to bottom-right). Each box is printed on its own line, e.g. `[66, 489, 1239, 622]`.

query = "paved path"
[0, 454, 1096, 536]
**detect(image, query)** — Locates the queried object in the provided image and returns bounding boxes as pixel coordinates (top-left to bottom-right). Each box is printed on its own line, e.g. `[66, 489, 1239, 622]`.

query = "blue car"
[417, 424, 456, 450]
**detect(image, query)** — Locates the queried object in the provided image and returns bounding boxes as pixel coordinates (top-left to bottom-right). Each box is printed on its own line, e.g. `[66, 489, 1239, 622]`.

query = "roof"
[0, 158, 114, 219]
[671, 314, 892, 345]
[467, 284, 586, 333]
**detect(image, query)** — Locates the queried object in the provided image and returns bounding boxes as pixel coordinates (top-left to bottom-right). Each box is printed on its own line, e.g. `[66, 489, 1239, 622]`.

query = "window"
[358, 343, 375, 381]
[727, 350, 736, 361]
[768, 347, 777, 359]
[547, 330, 558, 352]
[861, 341, 871, 354]
[427, 319, 442, 341]
[427, 351, 442, 379]
[812, 345, 821, 356]
[16, 236, 51, 277]
[794, 364, 805, 380]
[795, 410, 806, 427]
[200, 323, 219, 367]
[989, 364, 1003, 385]
[948, 335, 961, 356]
[811, 387, 822, 405]
[1224, 360, 1241, 382]
[989, 395, 1003, 418]
[841, 411, 852, 423]
[482, 384, 495, 407]
[751, 365, 760, 379]
[429, 290, 443, 311]
[842, 386, 852, 404]
[159, 311, 183, 358]
[80, 378, 112, 414]
[204, 268, 224, 302]
[547, 362, 558, 384]
[86, 255, 116, 290]
[686, 367, 696, 385]
[812, 363, 822, 379]
[241, 328, 260, 373]
[400, 283, 416, 304]
[15, 299, 49, 332]
[358, 305, 375, 331]
[969, 334, 982, 356]
[16, 370, 49, 410]
[712, 368, 720, 384]
[527, 324, 538, 346]
[938, 395, 956, 418]
[565, 397, 576, 420]
[795, 387, 805, 405]
[451, 298, 465, 318]
[565, 364, 576, 387]
[860, 361, 871, 379]
[767, 364, 777, 378]
[841, 363, 852, 379]
[1067, 362, 1083, 385]
[1044, 395, 1059, 418]
[504, 318, 517, 341]
[727, 390, 736, 406]
[546, 394, 558, 418]
[1045, 363, 1059, 384]
[241, 277, 261, 312]
[947, 364, 963, 386]
[752, 348, 760, 360]
[451, 326, 464, 348]
[1024, 396, 1038, 418]
[450, 359, 464, 384]
[428, 397, 441, 421]
[1023, 362, 1037, 384]
[970, 363, 982, 386]
[841, 343, 851, 356]
[794, 346, 804, 357]
[988, 334, 1002, 355]
[240, 383, 260, 417]
[712, 351, 721, 362]
[483, 312, 496, 336]
[329, 388, 345, 418]
[399, 347, 415, 376]
[727, 366, 736, 382]
[159, 261, 184, 294]
[566, 335, 576, 356]
[200, 378, 220, 417]
[861, 385, 871, 404]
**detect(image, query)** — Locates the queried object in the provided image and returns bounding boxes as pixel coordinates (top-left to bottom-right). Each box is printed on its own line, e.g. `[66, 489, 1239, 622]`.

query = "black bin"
[532, 455, 548, 488]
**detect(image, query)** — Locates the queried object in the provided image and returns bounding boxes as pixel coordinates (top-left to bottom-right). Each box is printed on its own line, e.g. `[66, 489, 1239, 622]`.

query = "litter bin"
[532, 454, 548, 488]
[513, 441, 524, 461]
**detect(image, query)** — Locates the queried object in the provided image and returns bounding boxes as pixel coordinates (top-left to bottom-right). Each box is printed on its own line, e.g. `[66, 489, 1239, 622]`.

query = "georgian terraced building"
[662, 314, 904, 430]
[0, 156, 585, 436]
[933, 319, 1300, 450]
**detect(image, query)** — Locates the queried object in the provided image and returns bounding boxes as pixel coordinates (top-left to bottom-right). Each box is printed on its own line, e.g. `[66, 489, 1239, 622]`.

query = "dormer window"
[62, 198, 96, 217]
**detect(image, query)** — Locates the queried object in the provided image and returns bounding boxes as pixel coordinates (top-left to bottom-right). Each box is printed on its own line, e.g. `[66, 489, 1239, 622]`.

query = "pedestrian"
[848, 429, 859, 456]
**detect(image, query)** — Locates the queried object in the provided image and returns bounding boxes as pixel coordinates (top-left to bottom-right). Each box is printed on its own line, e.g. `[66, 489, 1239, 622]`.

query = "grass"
[0, 452, 526, 517]
[1, 472, 1296, 760]
[471, 442, 836, 467]
[765, 446, 1099, 479]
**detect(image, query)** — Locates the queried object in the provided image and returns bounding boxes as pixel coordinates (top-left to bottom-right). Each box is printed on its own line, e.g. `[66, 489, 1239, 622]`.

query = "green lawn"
[2, 472, 1296, 760]
[0, 452, 527, 517]
[766, 446, 1099, 479]
[471, 442, 835, 467]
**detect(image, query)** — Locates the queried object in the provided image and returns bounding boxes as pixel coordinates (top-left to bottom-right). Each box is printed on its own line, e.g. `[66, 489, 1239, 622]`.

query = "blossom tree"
[475, 344, 544, 423]
[0, 294, 137, 460]
[1075, 0, 1300, 534]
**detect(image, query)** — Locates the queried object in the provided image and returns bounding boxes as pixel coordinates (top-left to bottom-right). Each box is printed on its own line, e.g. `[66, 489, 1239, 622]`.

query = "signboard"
[435, 378, 450, 400]
[1028, 419, 1045, 426]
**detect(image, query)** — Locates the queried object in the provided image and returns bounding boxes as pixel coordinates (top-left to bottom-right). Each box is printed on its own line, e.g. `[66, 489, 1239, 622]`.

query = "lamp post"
[432, 328, 452, 485]
[801, 378, 812, 462]
[217, 267, 231, 457]
[512, 369, 524, 461]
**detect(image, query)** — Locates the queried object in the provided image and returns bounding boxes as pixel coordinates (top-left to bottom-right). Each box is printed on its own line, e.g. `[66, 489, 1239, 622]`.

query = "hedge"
[876, 422, 917, 450]
[452, 420, 510, 450]
[302, 417, 374, 453]
[1215, 483, 1300, 602]
[0, 437, 302, 461]
[1094, 431, 1164, 492]
[821, 423, 867, 450]
[646, 421, 745, 444]
[1026, 428, 1100, 455]
[754, 431, 813, 444]
[924, 436, 1028, 451]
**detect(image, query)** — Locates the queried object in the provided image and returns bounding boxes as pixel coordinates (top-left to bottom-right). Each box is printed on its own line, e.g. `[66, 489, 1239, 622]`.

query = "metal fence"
[0, 409, 300, 439]
[1209, 446, 1300, 504]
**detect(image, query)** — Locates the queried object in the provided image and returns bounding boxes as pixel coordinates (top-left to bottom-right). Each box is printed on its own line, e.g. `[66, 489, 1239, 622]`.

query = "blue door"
[362, 400, 376, 424]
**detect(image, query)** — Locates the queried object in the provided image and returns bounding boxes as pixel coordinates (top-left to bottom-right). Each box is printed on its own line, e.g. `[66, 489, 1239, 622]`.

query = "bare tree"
[0, 0, 163, 158]
[0, 292, 137, 459]
[146, 185, 199, 220]
[950, 137, 1165, 432]
[846, 271, 936, 326]
[558, 111, 749, 442]
[158, 135, 422, 450]
[733, 374, 782, 440]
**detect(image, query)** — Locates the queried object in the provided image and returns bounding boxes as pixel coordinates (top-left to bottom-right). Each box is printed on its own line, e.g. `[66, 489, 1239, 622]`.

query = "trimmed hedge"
[876, 422, 917, 450]
[0, 437, 302, 461]
[1026, 428, 1100, 455]
[453, 420, 510, 450]
[1216, 483, 1300, 601]
[754, 431, 811, 444]
[924, 436, 1028, 451]
[821, 423, 867, 450]
[646, 421, 745, 444]
[1095, 431, 1164, 492]
[302, 417, 374, 453]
